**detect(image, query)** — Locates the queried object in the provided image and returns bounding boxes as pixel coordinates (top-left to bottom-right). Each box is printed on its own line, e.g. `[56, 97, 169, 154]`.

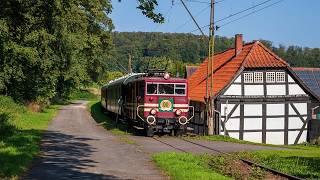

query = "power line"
[215, 0, 273, 24]
[175, 0, 226, 4]
[174, 5, 210, 31]
[188, 0, 285, 33]
[219, 0, 285, 28]
[183, 0, 227, 4]
[186, 0, 210, 4]
[180, 0, 206, 35]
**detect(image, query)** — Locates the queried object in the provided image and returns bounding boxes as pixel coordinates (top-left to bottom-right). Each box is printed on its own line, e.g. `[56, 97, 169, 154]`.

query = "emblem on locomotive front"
[158, 98, 174, 112]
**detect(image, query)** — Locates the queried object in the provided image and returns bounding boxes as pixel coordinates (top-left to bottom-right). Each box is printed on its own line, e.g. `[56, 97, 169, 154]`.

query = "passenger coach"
[101, 71, 194, 136]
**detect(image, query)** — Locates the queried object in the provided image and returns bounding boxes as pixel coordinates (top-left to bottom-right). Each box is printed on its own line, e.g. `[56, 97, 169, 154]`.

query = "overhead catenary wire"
[183, 0, 227, 4]
[174, 4, 211, 31]
[180, 0, 206, 36]
[219, 0, 285, 28]
[188, 0, 285, 33]
[215, 0, 273, 24]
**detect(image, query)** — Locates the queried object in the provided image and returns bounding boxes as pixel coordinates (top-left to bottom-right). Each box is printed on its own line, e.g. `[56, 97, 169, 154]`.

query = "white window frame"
[254, 72, 263, 83]
[146, 82, 187, 96]
[266, 72, 276, 83]
[276, 72, 285, 83]
[243, 73, 253, 83]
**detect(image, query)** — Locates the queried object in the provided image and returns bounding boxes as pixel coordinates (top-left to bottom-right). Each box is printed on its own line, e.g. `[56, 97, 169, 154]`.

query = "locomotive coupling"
[146, 115, 156, 125]
[178, 116, 188, 125]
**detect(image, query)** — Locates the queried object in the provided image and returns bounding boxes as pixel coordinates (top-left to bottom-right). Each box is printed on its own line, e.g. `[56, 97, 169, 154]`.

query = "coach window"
[159, 84, 174, 94]
[147, 83, 157, 94]
[175, 84, 186, 95]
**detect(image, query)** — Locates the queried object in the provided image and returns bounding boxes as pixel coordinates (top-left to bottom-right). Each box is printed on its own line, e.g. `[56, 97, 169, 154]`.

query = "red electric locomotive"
[101, 71, 194, 137]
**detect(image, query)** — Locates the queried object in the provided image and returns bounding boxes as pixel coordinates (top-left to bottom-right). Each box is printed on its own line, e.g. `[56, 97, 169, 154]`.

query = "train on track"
[101, 71, 194, 137]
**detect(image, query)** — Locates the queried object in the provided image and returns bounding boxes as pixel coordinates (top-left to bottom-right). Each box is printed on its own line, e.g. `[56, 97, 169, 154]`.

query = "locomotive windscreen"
[146, 83, 186, 96]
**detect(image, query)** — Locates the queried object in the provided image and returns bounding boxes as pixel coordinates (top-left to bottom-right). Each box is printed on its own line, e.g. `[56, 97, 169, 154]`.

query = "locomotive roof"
[102, 73, 147, 88]
[142, 77, 187, 82]
[102, 73, 187, 88]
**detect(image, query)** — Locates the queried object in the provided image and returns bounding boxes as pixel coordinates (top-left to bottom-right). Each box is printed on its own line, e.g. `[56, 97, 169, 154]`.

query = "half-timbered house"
[188, 34, 320, 145]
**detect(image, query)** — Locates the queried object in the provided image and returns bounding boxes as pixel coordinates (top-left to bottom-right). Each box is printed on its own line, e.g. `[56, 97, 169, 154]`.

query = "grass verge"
[236, 145, 320, 179]
[188, 135, 300, 149]
[152, 152, 230, 180]
[88, 101, 136, 144]
[153, 146, 320, 180]
[0, 96, 61, 179]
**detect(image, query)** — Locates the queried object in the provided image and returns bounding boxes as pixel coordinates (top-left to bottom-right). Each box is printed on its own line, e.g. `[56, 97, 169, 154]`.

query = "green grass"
[236, 145, 320, 179]
[88, 101, 136, 144]
[152, 152, 230, 180]
[69, 89, 99, 101]
[0, 96, 61, 179]
[153, 146, 320, 180]
[189, 135, 300, 149]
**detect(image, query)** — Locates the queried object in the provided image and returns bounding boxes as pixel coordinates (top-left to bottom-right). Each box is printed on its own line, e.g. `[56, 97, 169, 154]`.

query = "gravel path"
[24, 101, 166, 180]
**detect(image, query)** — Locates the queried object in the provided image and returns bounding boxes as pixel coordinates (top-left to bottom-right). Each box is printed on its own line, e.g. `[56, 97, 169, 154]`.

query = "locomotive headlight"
[150, 108, 157, 115]
[164, 72, 170, 80]
[175, 109, 182, 116]
[147, 115, 156, 125]
[178, 116, 188, 125]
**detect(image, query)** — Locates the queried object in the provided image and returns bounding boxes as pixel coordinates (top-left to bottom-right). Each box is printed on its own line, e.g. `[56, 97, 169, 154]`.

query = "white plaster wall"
[228, 132, 239, 139]
[266, 85, 286, 95]
[244, 85, 264, 96]
[243, 132, 262, 143]
[234, 75, 241, 83]
[225, 118, 240, 131]
[288, 130, 307, 144]
[267, 104, 285, 115]
[244, 118, 262, 130]
[289, 84, 306, 95]
[266, 132, 284, 144]
[244, 104, 262, 116]
[289, 103, 307, 115]
[288, 117, 306, 129]
[266, 118, 284, 129]
[224, 84, 241, 95]
[221, 104, 240, 117]
[288, 75, 295, 82]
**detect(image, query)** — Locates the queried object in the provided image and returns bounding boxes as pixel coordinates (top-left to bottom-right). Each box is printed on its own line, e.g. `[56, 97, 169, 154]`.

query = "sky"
[110, 0, 320, 48]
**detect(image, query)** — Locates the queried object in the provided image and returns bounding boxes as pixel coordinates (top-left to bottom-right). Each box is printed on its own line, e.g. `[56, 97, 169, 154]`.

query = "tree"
[0, 0, 114, 102]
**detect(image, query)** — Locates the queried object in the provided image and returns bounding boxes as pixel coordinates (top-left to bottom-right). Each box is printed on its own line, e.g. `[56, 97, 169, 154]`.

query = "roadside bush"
[0, 112, 15, 136]
[0, 96, 23, 136]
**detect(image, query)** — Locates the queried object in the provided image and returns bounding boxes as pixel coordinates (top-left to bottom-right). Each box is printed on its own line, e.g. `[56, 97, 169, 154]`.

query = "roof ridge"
[241, 41, 259, 68]
[255, 41, 289, 66]
[213, 41, 256, 56]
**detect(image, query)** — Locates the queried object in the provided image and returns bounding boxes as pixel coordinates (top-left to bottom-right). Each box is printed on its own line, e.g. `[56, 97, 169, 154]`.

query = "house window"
[254, 72, 263, 83]
[276, 72, 285, 82]
[266, 72, 275, 83]
[244, 73, 253, 83]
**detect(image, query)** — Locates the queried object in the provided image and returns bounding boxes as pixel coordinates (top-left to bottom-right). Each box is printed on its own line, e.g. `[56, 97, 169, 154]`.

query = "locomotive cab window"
[147, 84, 157, 94]
[175, 84, 186, 95]
[159, 84, 174, 94]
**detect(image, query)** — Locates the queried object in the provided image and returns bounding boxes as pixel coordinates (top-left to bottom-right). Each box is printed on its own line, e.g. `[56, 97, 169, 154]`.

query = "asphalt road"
[24, 101, 166, 180]
[24, 100, 284, 180]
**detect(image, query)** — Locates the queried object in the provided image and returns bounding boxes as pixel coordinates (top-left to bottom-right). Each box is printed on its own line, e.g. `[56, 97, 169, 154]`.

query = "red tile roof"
[188, 41, 289, 102]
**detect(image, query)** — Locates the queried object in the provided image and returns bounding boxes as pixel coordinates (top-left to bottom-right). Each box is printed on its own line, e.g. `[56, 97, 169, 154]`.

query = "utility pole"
[179, 0, 215, 135]
[128, 54, 132, 74]
[207, 0, 215, 135]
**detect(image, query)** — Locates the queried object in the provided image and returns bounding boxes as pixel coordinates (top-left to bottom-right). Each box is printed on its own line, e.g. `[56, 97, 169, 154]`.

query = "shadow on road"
[24, 131, 124, 180]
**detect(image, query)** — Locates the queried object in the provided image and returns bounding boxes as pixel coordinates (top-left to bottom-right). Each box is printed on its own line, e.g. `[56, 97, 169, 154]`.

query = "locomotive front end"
[137, 73, 194, 136]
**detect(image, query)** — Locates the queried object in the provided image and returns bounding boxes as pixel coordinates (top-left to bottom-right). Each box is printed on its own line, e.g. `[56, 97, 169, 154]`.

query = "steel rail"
[179, 138, 304, 180]
[151, 136, 304, 180]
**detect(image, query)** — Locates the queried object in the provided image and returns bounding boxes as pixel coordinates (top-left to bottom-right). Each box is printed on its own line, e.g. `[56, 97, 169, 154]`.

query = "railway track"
[152, 137, 304, 180]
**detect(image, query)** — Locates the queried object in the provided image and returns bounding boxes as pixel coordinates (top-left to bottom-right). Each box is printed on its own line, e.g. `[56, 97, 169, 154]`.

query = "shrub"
[0, 112, 14, 136]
